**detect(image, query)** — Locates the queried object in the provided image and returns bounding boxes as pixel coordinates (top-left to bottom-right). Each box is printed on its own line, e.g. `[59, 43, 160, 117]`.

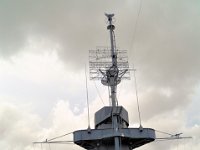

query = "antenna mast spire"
[104, 14, 120, 150]
[104, 13, 118, 107]
[74, 14, 155, 150]
[105, 13, 116, 65]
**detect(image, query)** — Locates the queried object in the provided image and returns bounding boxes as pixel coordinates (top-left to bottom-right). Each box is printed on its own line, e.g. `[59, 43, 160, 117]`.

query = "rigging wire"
[85, 64, 91, 129]
[114, 25, 125, 104]
[116, 86, 119, 106]
[133, 68, 142, 127]
[33, 140, 74, 144]
[176, 138, 179, 150]
[41, 143, 43, 150]
[108, 86, 111, 105]
[117, 76, 125, 105]
[32, 143, 36, 150]
[128, 0, 144, 128]
[129, 0, 143, 52]
[155, 129, 173, 136]
[48, 143, 51, 150]
[155, 138, 183, 142]
[155, 129, 192, 144]
[45, 140, 74, 144]
[47, 131, 73, 142]
[93, 81, 105, 105]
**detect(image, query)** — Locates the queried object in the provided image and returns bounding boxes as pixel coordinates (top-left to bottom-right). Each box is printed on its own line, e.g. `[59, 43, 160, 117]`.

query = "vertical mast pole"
[106, 14, 118, 107]
[105, 13, 120, 150]
[107, 15, 116, 65]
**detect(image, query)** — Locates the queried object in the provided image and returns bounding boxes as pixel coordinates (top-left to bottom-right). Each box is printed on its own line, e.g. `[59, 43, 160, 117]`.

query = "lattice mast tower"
[73, 14, 155, 150]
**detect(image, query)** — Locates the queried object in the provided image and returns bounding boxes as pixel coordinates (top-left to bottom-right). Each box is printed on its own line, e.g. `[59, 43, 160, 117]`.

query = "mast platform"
[74, 127, 155, 149]
[74, 106, 155, 150]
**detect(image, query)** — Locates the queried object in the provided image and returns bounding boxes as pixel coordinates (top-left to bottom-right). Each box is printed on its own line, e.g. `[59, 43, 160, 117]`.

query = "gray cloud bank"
[0, 99, 199, 150]
[0, 0, 129, 65]
[0, 0, 200, 150]
[0, 0, 199, 67]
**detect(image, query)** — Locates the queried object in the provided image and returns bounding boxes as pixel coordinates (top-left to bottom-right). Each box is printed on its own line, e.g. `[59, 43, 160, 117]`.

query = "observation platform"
[74, 128, 155, 149]
[74, 106, 155, 150]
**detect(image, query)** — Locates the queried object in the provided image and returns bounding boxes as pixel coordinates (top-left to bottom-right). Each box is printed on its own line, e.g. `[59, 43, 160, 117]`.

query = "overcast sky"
[0, 0, 200, 150]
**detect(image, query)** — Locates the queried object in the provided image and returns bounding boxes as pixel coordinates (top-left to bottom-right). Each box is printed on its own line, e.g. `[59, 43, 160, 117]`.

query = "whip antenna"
[85, 64, 91, 130]
[133, 68, 142, 128]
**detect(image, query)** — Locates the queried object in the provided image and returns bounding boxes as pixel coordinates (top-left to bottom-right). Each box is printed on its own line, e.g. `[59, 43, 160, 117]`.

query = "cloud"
[0, 103, 41, 150]
[0, 100, 84, 150]
[1, 97, 200, 150]
[0, 0, 131, 66]
[0, 0, 200, 150]
[0, 96, 107, 150]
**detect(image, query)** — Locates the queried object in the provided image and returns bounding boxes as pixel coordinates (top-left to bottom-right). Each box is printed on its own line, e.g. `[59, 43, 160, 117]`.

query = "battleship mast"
[73, 14, 155, 150]
[105, 13, 118, 107]
[33, 14, 192, 149]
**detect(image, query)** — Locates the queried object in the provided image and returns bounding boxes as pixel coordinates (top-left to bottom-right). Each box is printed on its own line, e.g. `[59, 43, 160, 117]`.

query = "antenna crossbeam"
[89, 49, 130, 80]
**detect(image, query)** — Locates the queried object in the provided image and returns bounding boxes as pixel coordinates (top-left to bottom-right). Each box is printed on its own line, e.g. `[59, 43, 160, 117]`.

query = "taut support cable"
[85, 64, 91, 129]
[133, 68, 142, 127]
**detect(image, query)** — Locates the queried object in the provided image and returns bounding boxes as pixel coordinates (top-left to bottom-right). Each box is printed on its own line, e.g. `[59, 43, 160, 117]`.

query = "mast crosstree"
[73, 14, 155, 150]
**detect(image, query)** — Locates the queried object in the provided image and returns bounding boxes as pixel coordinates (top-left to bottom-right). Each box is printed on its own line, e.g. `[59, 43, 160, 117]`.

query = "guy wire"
[48, 143, 51, 150]
[128, 0, 143, 127]
[85, 64, 91, 129]
[93, 81, 105, 105]
[133, 68, 142, 126]
[129, 0, 143, 52]
[155, 129, 173, 136]
[108, 86, 111, 106]
[32, 143, 36, 150]
[47, 132, 74, 142]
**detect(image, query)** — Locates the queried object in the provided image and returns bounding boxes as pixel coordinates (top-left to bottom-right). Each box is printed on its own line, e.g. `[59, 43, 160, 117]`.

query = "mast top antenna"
[105, 13, 115, 30]
[105, 13, 114, 21]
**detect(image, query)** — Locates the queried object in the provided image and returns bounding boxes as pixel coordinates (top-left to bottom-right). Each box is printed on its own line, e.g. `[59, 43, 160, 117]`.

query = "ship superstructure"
[33, 14, 192, 150]
[73, 13, 155, 150]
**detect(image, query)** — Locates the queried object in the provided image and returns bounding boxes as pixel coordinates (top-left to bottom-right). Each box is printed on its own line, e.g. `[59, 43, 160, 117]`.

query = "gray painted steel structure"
[73, 14, 155, 150]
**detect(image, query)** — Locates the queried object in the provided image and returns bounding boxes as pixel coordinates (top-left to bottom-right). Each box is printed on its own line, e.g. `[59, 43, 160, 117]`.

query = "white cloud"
[0, 103, 41, 150]
[1, 96, 200, 150]
[0, 0, 200, 149]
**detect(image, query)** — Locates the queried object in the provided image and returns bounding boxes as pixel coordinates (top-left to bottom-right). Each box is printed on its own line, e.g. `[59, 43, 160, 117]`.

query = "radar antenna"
[89, 14, 130, 107]
[76, 13, 155, 150]
[33, 14, 192, 150]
